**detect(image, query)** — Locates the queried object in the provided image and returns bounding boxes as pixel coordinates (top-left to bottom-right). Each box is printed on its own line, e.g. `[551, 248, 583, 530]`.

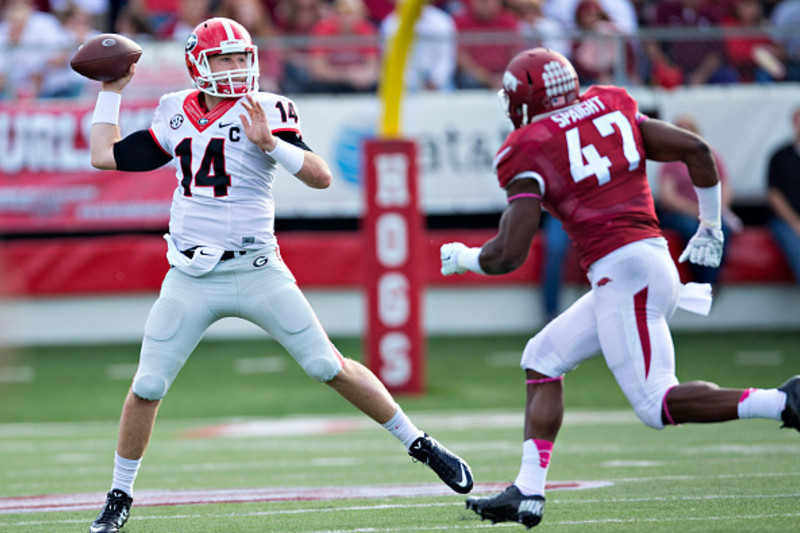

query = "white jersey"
[149, 89, 303, 251]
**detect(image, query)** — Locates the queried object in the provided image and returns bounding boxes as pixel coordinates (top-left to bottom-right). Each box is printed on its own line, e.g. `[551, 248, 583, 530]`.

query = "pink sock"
[514, 439, 553, 496]
[533, 439, 553, 467]
[737, 388, 785, 420]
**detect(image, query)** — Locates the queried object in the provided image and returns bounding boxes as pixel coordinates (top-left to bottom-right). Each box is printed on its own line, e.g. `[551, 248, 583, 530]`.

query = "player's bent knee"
[303, 356, 343, 383]
[520, 337, 543, 370]
[632, 403, 665, 430]
[521, 333, 566, 376]
[132, 373, 169, 400]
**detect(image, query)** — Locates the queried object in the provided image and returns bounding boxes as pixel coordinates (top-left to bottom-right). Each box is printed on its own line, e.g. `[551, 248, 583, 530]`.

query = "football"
[70, 33, 142, 82]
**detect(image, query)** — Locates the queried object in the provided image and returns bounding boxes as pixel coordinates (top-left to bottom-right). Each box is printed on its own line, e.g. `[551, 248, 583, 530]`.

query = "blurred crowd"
[0, 0, 799, 99]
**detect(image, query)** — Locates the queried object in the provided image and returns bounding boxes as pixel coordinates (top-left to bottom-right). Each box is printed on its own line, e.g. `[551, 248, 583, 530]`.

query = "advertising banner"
[0, 100, 173, 233]
[1, 85, 791, 234]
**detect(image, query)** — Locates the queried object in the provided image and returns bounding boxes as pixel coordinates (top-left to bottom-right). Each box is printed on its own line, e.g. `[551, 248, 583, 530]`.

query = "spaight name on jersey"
[549, 96, 606, 129]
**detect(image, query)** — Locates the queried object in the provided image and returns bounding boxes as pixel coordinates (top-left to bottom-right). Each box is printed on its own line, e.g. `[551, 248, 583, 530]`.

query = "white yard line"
[0, 481, 611, 515]
[2, 501, 800, 530]
[0, 409, 640, 440]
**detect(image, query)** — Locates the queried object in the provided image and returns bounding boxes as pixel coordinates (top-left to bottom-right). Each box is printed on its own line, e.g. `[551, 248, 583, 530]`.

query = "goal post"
[378, 0, 428, 138]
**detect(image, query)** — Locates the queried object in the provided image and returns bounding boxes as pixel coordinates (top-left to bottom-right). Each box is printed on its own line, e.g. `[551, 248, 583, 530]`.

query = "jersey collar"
[183, 90, 239, 132]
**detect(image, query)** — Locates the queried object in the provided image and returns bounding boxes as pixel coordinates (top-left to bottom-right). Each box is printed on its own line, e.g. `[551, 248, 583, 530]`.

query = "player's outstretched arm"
[479, 179, 542, 274]
[90, 64, 136, 170]
[441, 179, 541, 276]
[240, 94, 332, 189]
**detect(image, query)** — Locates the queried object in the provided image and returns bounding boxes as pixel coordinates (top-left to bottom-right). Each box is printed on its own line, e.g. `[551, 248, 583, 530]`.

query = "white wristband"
[694, 182, 721, 227]
[92, 91, 121, 125]
[265, 138, 305, 175]
[458, 247, 485, 274]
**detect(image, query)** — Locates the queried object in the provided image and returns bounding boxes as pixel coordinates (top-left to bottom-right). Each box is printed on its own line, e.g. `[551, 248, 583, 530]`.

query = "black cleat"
[408, 433, 473, 494]
[89, 489, 132, 533]
[466, 485, 545, 529]
[778, 375, 800, 432]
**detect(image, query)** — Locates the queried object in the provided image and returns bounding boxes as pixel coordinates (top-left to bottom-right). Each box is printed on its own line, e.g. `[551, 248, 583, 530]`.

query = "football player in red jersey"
[441, 48, 800, 528]
[86, 17, 473, 533]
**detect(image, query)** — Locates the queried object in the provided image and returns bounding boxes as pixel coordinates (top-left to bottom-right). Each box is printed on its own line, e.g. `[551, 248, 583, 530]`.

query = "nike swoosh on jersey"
[218, 122, 234, 128]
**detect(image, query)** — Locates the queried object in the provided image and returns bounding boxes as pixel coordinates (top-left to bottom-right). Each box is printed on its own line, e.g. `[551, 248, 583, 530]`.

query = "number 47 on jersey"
[566, 110, 641, 186]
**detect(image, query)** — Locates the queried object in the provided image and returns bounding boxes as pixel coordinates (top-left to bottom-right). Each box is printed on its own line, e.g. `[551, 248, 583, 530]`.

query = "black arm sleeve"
[113, 130, 173, 171]
[275, 130, 312, 152]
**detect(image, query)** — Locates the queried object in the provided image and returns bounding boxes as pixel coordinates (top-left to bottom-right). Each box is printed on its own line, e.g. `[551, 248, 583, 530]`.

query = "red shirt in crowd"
[454, 7, 519, 75]
[309, 15, 379, 67]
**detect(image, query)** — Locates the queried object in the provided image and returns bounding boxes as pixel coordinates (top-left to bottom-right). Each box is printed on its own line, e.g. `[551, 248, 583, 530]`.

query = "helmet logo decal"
[186, 33, 198, 53]
[502, 71, 521, 91]
[543, 60, 574, 98]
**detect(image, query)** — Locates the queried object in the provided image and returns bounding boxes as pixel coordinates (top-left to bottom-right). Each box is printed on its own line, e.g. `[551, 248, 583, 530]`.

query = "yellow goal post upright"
[363, 0, 428, 394]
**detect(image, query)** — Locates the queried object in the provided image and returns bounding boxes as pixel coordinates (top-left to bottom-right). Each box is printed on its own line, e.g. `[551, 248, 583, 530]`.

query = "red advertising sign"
[363, 139, 425, 394]
[0, 99, 174, 233]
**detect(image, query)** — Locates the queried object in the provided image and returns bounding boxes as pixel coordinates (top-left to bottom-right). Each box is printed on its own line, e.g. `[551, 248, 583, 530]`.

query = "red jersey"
[495, 86, 662, 270]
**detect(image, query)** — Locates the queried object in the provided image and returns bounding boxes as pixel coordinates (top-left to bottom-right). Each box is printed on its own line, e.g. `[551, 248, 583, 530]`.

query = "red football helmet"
[185, 17, 259, 97]
[499, 48, 580, 129]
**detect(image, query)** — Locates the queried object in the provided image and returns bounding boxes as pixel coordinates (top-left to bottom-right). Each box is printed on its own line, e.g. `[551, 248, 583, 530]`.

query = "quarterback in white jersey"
[86, 17, 473, 533]
[150, 88, 297, 252]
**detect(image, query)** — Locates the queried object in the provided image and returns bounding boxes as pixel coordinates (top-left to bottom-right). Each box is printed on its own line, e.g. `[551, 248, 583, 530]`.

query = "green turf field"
[0, 331, 798, 532]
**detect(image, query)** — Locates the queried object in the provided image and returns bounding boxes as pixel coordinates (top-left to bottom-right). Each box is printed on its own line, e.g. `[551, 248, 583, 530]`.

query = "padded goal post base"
[362, 139, 426, 394]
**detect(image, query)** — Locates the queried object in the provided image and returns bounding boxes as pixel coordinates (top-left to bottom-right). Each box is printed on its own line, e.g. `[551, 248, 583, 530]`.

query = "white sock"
[111, 451, 141, 497]
[514, 439, 551, 497]
[737, 388, 786, 421]
[381, 407, 424, 450]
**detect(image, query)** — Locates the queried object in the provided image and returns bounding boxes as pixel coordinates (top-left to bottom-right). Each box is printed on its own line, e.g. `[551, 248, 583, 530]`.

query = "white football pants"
[131, 245, 343, 401]
[521, 238, 681, 429]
